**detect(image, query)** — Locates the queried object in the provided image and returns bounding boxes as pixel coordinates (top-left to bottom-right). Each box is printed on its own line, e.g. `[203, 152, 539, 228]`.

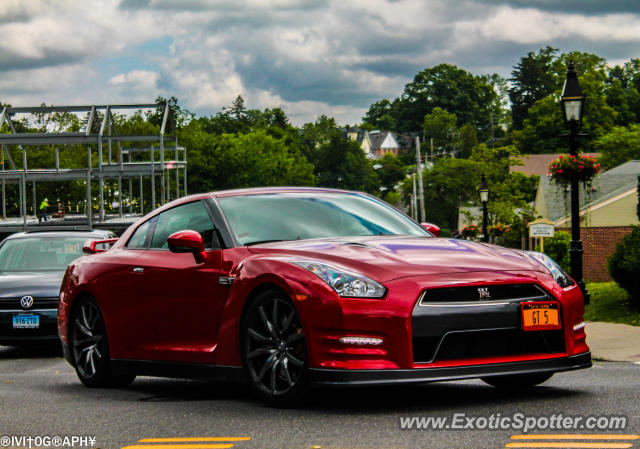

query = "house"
[344, 127, 409, 159]
[368, 130, 400, 158]
[533, 160, 640, 281]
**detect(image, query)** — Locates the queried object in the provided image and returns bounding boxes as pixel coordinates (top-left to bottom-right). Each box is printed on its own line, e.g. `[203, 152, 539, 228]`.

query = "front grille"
[0, 297, 59, 310]
[419, 283, 548, 304]
[413, 328, 565, 363]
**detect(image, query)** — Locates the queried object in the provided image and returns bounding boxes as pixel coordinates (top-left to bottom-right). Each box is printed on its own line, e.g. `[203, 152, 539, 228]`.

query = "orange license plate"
[521, 302, 561, 331]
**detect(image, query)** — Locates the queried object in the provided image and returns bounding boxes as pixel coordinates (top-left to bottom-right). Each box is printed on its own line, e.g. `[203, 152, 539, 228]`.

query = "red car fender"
[214, 257, 340, 367]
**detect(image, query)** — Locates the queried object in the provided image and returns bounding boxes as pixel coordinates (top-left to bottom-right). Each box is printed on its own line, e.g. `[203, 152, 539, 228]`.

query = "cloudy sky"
[1, 0, 639, 125]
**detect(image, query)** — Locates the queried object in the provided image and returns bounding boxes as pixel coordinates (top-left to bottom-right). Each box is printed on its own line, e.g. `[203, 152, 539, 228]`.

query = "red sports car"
[58, 187, 590, 406]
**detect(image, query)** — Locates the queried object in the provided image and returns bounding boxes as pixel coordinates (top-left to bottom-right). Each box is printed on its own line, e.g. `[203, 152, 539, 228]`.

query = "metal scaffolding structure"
[0, 103, 187, 233]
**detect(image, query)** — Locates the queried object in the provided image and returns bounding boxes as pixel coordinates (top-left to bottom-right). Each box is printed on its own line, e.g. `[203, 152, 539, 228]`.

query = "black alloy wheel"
[482, 372, 554, 390]
[71, 297, 134, 388]
[241, 289, 308, 406]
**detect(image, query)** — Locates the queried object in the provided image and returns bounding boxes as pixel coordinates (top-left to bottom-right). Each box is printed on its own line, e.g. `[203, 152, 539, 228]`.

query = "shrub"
[608, 226, 640, 308]
[543, 231, 571, 272]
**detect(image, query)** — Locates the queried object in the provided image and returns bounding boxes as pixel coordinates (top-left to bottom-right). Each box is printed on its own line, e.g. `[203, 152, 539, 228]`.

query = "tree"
[179, 124, 314, 193]
[508, 47, 559, 130]
[423, 107, 457, 155]
[314, 135, 379, 192]
[458, 123, 479, 159]
[513, 53, 617, 154]
[362, 99, 396, 130]
[146, 96, 193, 130]
[393, 64, 499, 139]
[375, 153, 406, 199]
[592, 124, 640, 169]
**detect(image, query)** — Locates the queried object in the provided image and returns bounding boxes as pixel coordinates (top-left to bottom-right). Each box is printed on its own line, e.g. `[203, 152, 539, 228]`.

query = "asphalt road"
[0, 345, 638, 449]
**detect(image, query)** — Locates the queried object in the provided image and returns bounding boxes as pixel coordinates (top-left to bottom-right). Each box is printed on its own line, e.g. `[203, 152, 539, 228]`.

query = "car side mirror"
[82, 238, 119, 254]
[167, 230, 205, 263]
[420, 222, 441, 237]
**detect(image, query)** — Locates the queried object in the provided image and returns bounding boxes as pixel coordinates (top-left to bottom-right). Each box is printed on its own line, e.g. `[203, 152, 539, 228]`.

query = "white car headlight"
[292, 261, 387, 298]
[526, 251, 574, 288]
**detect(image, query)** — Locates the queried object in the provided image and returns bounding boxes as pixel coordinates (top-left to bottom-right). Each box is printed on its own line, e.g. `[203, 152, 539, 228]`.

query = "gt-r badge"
[20, 296, 34, 309]
[478, 288, 491, 300]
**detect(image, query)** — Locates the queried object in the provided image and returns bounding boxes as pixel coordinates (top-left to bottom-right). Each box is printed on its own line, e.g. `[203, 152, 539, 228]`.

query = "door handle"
[132, 267, 144, 273]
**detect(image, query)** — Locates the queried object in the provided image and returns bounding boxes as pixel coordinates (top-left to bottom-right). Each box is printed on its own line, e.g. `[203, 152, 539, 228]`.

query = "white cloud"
[1, 0, 639, 125]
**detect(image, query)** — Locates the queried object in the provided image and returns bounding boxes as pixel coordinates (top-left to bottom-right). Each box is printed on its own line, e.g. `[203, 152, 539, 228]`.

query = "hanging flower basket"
[461, 224, 480, 239]
[489, 223, 510, 238]
[548, 154, 600, 187]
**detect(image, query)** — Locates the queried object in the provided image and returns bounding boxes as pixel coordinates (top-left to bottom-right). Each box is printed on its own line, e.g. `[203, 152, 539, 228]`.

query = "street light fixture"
[560, 60, 589, 305]
[478, 173, 489, 243]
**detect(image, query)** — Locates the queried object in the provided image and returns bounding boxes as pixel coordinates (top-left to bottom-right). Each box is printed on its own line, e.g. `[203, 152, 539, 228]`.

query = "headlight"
[526, 251, 574, 288]
[292, 261, 387, 298]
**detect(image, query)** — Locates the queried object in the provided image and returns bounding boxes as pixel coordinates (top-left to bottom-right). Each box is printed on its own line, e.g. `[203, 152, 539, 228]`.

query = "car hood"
[0, 271, 65, 298]
[247, 236, 543, 281]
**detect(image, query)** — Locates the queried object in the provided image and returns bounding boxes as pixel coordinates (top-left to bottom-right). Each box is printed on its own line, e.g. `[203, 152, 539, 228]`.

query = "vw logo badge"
[477, 288, 491, 300]
[19, 296, 34, 309]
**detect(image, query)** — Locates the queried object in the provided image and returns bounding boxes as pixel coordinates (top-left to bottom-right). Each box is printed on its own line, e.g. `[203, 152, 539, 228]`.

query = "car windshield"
[0, 237, 89, 272]
[218, 192, 429, 246]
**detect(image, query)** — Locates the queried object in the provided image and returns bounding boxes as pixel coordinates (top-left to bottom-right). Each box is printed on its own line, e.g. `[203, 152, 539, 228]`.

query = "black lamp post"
[560, 61, 589, 305]
[478, 173, 489, 243]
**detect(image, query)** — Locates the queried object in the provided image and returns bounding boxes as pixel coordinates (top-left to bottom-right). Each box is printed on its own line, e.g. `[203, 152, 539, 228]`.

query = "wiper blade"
[245, 239, 286, 246]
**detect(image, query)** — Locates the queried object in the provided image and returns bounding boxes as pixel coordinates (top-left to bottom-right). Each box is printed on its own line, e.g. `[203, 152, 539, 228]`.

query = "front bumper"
[310, 351, 591, 386]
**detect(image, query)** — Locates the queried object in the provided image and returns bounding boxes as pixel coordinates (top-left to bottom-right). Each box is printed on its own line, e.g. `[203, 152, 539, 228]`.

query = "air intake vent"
[419, 284, 548, 304]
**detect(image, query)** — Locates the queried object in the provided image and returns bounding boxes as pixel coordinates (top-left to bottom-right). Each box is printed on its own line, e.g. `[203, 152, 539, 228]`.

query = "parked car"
[58, 188, 590, 406]
[0, 230, 116, 346]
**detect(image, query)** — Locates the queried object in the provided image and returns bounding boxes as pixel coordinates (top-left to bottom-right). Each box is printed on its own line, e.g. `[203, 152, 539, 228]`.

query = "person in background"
[39, 197, 50, 223]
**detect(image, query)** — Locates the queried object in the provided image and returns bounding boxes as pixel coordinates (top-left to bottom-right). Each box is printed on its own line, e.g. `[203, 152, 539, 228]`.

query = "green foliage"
[513, 69, 617, 154]
[376, 153, 406, 197]
[362, 99, 396, 130]
[542, 231, 571, 272]
[300, 116, 379, 193]
[584, 282, 639, 326]
[592, 124, 640, 170]
[413, 157, 481, 233]
[180, 126, 314, 193]
[423, 107, 457, 153]
[608, 226, 640, 307]
[509, 46, 559, 130]
[458, 123, 479, 159]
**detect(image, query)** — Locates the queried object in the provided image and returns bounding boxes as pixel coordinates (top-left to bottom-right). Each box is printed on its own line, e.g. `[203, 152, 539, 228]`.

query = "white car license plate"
[12, 314, 40, 329]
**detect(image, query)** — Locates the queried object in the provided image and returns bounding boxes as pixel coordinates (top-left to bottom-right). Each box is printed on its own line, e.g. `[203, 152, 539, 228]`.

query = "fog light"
[573, 322, 586, 332]
[339, 336, 383, 346]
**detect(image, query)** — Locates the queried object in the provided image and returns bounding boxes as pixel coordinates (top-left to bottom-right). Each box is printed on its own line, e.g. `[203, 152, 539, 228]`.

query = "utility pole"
[415, 137, 426, 222]
[412, 173, 418, 221]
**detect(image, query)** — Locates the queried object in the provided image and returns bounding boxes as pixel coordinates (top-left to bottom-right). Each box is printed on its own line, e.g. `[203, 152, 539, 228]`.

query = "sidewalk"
[586, 321, 640, 362]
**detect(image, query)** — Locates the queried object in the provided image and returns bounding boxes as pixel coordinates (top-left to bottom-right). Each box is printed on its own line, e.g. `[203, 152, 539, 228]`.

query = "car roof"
[5, 230, 115, 240]
[210, 186, 361, 198]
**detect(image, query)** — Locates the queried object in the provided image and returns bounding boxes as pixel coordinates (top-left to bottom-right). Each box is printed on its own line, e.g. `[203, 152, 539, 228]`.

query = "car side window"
[150, 201, 218, 250]
[126, 217, 157, 249]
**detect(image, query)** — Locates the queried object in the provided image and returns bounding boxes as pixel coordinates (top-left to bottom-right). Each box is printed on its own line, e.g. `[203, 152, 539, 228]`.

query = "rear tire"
[482, 372, 553, 390]
[70, 296, 135, 388]
[240, 289, 309, 407]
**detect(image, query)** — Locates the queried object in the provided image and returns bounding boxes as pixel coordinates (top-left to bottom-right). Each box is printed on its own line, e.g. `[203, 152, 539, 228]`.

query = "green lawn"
[584, 282, 640, 326]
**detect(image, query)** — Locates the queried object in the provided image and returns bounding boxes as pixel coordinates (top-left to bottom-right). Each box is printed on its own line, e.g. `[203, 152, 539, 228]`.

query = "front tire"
[241, 289, 309, 407]
[70, 297, 135, 388]
[482, 372, 553, 390]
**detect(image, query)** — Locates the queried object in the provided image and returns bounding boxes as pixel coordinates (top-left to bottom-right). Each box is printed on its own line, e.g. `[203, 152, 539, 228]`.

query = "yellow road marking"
[506, 443, 633, 448]
[139, 437, 251, 442]
[122, 445, 234, 449]
[512, 435, 640, 440]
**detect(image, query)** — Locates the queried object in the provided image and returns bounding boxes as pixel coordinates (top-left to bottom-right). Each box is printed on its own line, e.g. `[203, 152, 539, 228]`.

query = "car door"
[102, 216, 157, 360]
[127, 200, 229, 364]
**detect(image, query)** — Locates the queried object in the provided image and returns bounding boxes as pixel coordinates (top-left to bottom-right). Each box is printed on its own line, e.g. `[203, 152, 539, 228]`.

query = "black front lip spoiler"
[310, 352, 591, 386]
